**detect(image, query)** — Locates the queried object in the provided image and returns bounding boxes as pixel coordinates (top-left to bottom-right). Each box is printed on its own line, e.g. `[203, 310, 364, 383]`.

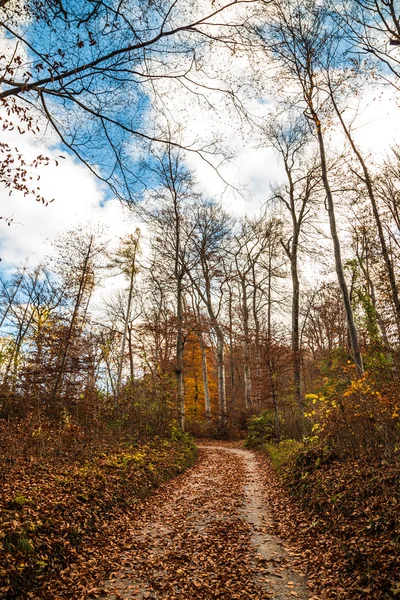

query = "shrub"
[264, 439, 304, 470]
[245, 410, 279, 448]
[303, 369, 400, 457]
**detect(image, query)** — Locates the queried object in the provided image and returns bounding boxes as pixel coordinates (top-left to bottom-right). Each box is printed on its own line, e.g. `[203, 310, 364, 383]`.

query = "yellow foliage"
[183, 334, 218, 420]
[304, 369, 400, 452]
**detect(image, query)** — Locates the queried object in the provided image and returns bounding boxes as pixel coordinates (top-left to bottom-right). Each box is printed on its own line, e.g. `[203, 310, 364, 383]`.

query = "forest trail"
[89, 444, 308, 600]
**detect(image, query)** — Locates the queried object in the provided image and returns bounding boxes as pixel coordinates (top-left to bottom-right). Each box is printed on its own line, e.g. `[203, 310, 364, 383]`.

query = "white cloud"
[0, 128, 137, 271]
[349, 87, 400, 158]
[2, 6, 400, 283]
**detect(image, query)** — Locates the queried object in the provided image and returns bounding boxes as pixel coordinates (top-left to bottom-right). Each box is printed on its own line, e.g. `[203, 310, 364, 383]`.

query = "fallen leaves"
[256, 448, 400, 599]
[8, 437, 392, 600]
[84, 444, 306, 600]
[0, 438, 197, 599]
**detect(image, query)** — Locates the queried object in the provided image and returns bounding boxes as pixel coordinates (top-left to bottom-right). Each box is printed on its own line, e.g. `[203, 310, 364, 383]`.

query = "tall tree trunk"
[198, 331, 211, 421]
[312, 112, 364, 374]
[266, 249, 280, 436]
[290, 243, 302, 408]
[251, 263, 262, 408]
[270, 1, 364, 375]
[176, 274, 185, 431]
[128, 325, 135, 383]
[241, 277, 252, 411]
[188, 262, 227, 432]
[214, 323, 227, 433]
[227, 287, 236, 402]
[330, 90, 400, 341]
[116, 263, 135, 394]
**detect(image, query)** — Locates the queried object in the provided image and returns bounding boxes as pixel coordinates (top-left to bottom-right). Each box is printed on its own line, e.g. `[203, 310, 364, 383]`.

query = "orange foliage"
[183, 334, 218, 422]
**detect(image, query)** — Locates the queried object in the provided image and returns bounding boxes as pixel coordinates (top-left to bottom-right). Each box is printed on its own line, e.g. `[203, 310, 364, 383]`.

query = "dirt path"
[89, 445, 308, 600]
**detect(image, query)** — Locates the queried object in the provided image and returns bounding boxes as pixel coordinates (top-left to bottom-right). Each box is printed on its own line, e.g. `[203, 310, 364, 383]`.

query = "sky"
[0, 89, 398, 284]
[0, 126, 137, 270]
[1, 2, 400, 281]
[1, 84, 398, 270]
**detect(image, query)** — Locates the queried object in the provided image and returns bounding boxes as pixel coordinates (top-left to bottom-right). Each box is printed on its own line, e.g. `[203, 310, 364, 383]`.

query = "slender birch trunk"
[198, 331, 211, 421]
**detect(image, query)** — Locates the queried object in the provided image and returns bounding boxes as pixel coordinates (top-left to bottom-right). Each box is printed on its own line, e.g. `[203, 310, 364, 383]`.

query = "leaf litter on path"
[88, 444, 309, 600]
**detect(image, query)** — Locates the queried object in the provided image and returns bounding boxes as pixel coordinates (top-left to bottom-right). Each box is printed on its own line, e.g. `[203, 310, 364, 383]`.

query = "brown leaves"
[84, 445, 305, 600]
[0, 438, 197, 599]
[257, 449, 400, 599]
[0, 99, 59, 208]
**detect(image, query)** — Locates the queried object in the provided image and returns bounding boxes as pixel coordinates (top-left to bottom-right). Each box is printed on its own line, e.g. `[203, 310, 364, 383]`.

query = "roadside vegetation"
[0, 423, 197, 599]
[246, 361, 400, 599]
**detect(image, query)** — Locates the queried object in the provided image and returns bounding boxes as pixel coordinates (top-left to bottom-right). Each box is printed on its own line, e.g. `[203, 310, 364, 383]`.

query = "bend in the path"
[88, 444, 308, 600]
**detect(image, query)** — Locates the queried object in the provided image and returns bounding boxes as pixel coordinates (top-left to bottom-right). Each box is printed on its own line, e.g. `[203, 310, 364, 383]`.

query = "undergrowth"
[256, 436, 400, 598]
[0, 428, 197, 599]
[262, 439, 303, 471]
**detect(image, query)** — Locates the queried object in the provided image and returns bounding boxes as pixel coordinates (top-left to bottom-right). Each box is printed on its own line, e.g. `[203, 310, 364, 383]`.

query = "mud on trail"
[89, 444, 308, 600]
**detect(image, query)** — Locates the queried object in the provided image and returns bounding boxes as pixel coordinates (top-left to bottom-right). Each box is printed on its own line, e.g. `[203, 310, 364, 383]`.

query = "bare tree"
[145, 144, 201, 429]
[108, 230, 141, 394]
[51, 227, 106, 403]
[350, 220, 391, 348]
[266, 115, 319, 407]
[320, 72, 400, 342]
[260, 0, 364, 374]
[331, 0, 400, 90]
[233, 215, 283, 410]
[186, 200, 233, 434]
[0, 0, 265, 201]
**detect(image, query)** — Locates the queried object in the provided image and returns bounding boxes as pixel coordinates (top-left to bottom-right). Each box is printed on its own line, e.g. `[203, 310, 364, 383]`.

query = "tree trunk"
[176, 274, 185, 431]
[313, 116, 364, 375]
[128, 325, 135, 383]
[291, 245, 302, 408]
[266, 250, 280, 436]
[241, 277, 252, 410]
[331, 90, 400, 341]
[116, 263, 135, 394]
[198, 331, 211, 421]
[251, 263, 262, 408]
[215, 323, 227, 434]
[227, 287, 236, 401]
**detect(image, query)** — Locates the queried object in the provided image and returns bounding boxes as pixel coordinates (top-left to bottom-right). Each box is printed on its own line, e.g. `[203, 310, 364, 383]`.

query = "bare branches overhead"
[0, 0, 265, 200]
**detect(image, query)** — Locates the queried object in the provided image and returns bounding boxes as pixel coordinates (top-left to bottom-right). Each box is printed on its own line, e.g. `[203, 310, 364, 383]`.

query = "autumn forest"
[0, 0, 400, 599]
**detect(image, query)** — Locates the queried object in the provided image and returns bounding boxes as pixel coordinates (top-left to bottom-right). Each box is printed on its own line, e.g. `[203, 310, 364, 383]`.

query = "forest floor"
[5, 438, 397, 599]
[87, 442, 310, 600]
[0, 436, 197, 600]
